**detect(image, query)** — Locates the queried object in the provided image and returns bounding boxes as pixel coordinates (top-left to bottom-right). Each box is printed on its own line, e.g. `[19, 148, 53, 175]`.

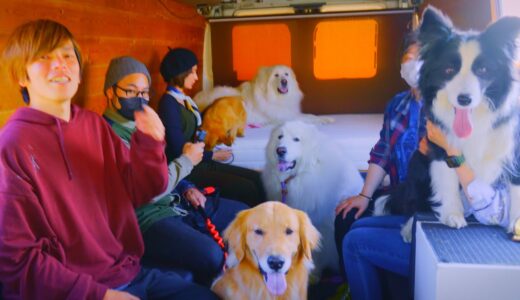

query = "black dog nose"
[281, 78, 287, 87]
[276, 147, 287, 157]
[457, 94, 472, 106]
[267, 256, 285, 271]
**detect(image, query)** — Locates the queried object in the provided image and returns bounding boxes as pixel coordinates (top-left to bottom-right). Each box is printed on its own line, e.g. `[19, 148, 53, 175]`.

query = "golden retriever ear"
[224, 209, 249, 262]
[297, 210, 320, 260]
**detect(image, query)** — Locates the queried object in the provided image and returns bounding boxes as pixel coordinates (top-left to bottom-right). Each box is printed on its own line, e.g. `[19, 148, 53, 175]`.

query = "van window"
[313, 19, 378, 79]
[500, 0, 520, 17]
[232, 23, 291, 80]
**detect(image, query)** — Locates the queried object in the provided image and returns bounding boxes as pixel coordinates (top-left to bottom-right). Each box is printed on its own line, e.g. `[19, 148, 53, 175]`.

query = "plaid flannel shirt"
[369, 90, 426, 187]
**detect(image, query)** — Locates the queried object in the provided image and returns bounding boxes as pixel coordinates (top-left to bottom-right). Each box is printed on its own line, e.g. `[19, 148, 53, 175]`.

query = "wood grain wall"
[0, 0, 205, 125]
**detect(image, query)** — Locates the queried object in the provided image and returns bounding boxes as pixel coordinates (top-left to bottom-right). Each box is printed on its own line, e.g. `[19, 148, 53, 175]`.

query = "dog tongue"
[278, 161, 291, 172]
[265, 272, 287, 296]
[453, 108, 472, 138]
[278, 86, 288, 94]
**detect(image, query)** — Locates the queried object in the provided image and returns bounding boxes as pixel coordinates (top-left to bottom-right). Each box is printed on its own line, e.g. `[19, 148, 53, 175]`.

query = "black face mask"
[117, 96, 147, 120]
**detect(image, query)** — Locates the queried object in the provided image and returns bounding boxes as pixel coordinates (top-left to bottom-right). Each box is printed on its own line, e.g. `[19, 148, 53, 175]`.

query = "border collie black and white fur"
[374, 6, 520, 239]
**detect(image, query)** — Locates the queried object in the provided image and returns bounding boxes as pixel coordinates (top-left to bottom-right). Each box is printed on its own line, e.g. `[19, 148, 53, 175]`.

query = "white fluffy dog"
[194, 65, 333, 126]
[262, 121, 363, 274]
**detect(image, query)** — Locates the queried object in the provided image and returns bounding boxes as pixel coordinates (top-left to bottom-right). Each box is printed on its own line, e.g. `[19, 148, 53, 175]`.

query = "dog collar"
[281, 175, 296, 203]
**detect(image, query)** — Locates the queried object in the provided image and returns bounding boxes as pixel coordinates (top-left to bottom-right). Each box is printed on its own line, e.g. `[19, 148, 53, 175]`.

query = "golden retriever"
[211, 201, 320, 300]
[200, 96, 246, 151]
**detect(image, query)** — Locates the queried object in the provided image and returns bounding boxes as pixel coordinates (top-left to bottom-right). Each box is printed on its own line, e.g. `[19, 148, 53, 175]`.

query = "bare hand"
[184, 187, 207, 208]
[212, 149, 233, 162]
[134, 106, 165, 142]
[335, 195, 370, 219]
[103, 290, 140, 300]
[183, 142, 204, 166]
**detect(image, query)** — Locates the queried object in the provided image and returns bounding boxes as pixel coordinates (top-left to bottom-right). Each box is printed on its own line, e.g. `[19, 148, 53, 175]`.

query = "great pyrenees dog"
[194, 65, 333, 126]
[262, 121, 363, 274]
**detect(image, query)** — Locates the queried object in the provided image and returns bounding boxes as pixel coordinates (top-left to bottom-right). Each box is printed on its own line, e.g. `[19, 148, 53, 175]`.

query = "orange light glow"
[314, 19, 378, 79]
[232, 24, 291, 81]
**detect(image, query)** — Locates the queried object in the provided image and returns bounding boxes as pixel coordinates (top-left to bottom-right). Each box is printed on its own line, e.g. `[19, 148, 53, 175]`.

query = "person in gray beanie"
[103, 55, 247, 287]
[158, 48, 266, 207]
[103, 56, 152, 120]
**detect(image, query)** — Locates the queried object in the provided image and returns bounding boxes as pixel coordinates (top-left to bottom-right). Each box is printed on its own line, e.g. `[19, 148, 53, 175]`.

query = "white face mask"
[400, 59, 423, 88]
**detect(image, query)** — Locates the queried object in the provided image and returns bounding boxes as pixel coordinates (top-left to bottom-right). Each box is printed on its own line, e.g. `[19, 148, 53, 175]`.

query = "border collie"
[374, 6, 520, 240]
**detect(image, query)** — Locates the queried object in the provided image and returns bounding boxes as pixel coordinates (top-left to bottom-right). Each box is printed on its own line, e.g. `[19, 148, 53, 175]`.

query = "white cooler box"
[414, 218, 520, 300]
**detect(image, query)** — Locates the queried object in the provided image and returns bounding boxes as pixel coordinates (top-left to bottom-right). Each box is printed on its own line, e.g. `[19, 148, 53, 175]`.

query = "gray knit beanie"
[104, 56, 151, 93]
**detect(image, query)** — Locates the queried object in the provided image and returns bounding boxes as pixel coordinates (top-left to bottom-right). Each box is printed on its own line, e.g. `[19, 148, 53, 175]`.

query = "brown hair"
[2, 19, 83, 86]
[169, 69, 191, 88]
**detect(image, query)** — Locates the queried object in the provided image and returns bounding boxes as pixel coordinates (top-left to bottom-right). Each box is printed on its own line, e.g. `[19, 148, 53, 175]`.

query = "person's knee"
[200, 242, 225, 274]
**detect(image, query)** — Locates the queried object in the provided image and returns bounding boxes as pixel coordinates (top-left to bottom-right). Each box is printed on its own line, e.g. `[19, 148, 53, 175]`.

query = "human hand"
[335, 195, 370, 219]
[134, 106, 165, 142]
[182, 142, 204, 166]
[212, 149, 233, 162]
[184, 187, 207, 208]
[103, 289, 140, 300]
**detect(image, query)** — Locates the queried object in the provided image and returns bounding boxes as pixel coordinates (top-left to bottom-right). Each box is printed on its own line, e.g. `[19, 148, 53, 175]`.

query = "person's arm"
[158, 94, 188, 161]
[106, 109, 168, 208]
[426, 121, 474, 194]
[335, 163, 386, 219]
[426, 121, 509, 226]
[0, 187, 108, 299]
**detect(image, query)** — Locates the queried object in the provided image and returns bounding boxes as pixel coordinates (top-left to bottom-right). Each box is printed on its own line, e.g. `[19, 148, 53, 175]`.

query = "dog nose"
[281, 78, 287, 87]
[276, 147, 287, 157]
[457, 94, 472, 106]
[267, 256, 285, 271]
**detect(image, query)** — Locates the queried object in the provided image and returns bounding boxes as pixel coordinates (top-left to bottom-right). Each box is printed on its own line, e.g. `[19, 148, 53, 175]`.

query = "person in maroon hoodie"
[0, 19, 218, 300]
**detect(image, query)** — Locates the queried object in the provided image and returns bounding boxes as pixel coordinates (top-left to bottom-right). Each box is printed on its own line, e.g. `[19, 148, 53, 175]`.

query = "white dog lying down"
[194, 65, 333, 126]
[262, 121, 363, 275]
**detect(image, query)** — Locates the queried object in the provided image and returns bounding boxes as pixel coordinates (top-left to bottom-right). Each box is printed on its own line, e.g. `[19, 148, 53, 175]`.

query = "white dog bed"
[222, 114, 383, 171]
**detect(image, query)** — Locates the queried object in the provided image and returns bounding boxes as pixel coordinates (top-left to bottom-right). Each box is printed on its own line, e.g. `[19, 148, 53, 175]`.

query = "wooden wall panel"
[0, 0, 205, 122]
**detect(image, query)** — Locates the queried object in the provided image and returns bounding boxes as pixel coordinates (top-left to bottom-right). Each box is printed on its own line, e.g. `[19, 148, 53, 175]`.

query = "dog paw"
[400, 218, 414, 243]
[442, 214, 467, 229]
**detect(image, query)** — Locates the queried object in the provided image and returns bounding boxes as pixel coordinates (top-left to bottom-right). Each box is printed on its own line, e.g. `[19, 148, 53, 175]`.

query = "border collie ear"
[480, 17, 520, 58]
[419, 6, 453, 47]
[224, 209, 250, 263]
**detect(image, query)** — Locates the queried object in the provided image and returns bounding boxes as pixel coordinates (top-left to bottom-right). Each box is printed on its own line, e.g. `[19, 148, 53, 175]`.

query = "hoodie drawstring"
[55, 119, 73, 180]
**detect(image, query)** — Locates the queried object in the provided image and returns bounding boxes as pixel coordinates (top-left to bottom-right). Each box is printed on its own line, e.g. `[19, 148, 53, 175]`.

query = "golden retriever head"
[224, 201, 320, 296]
[201, 96, 246, 150]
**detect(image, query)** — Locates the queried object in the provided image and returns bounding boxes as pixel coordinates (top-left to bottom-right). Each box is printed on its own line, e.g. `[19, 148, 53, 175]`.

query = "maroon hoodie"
[0, 105, 168, 300]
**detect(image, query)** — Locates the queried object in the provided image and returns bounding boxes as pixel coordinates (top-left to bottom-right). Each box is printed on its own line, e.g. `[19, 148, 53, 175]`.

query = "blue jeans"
[343, 216, 411, 300]
[122, 267, 218, 300]
[141, 196, 248, 285]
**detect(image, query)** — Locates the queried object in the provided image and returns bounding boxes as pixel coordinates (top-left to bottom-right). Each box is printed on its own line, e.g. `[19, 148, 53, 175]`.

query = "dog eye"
[475, 66, 488, 77]
[293, 137, 300, 142]
[278, 135, 283, 140]
[274, 74, 279, 77]
[254, 229, 264, 236]
[444, 67, 455, 76]
[285, 228, 293, 235]
[285, 73, 289, 76]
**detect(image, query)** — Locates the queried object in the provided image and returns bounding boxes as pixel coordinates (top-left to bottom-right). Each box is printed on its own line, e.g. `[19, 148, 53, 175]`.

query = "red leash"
[198, 187, 228, 266]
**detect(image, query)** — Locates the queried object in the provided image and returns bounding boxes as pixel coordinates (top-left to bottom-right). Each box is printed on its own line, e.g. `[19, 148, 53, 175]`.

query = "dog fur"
[194, 65, 333, 126]
[200, 96, 246, 150]
[374, 7, 520, 239]
[211, 201, 320, 300]
[262, 121, 363, 274]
